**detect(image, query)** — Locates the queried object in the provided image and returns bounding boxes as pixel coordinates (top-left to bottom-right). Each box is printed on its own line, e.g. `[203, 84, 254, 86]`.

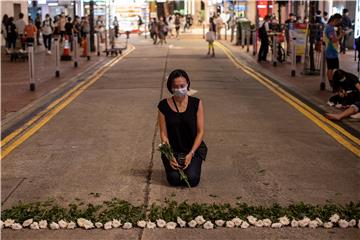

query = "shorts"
[326, 58, 339, 70]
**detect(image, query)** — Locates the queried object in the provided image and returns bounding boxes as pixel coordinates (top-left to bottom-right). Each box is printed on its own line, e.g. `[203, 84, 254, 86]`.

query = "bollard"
[55, 38, 60, 77]
[246, 30, 250, 52]
[87, 34, 91, 61]
[291, 37, 296, 77]
[320, 42, 327, 90]
[241, 29, 245, 48]
[73, 34, 78, 67]
[252, 30, 257, 56]
[28, 43, 35, 91]
[203, 23, 205, 39]
[272, 34, 277, 67]
[225, 24, 227, 40]
[96, 33, 100, 56]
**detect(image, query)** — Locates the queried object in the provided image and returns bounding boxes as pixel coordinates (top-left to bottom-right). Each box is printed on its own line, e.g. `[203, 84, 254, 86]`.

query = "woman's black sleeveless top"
[158, 96, 200, 153]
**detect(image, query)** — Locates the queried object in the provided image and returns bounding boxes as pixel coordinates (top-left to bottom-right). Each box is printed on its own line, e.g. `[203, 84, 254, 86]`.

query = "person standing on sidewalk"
[73, 16, 81, 45]
[15, 13, 26, 50]
[65, 17, 73, 50]
[6, 17, 17, 51]
[158, 16, 167, 45]
[35, 14, 42, 46]
[175, 14, 181, 39]
[340, 9, 352, 54]
[323, 13, 344, 88]
[80, 16, 90, 57]
[285, 13, 296, 56]
[149, 18, 158, 45]
[113, 16, 119, 38]
[215, 15, 223, 40]
[258, 15, 271, 62]
[59, 13, 66, 42]
[42, 14, 53, 54]
[2, 14, 9, 51]
[158, 69, 207, 187]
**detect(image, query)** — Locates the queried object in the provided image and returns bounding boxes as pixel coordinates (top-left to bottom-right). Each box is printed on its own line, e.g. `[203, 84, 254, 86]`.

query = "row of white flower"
[2, 214, 360, 230]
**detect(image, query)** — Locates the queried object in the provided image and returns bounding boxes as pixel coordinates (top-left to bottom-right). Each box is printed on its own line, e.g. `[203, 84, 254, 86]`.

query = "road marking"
[1, 46, 135, 160]
[216, 41, 360, 157]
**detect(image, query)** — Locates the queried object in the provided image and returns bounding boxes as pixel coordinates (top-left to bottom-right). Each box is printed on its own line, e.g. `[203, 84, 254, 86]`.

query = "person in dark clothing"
[340, 8, 352, 54]
[65, 17, 73, 50]
[6, 17, 17, 50]
[158, 69, 206, 187]
[326, 69, 360, 120]
[35, 14, 42, 45]
[206, 17, 216, 57]
[258, 15, 271, 62]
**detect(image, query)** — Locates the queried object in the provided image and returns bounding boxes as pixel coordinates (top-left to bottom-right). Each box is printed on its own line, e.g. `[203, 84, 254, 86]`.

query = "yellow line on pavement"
[216, 42, 360, 157]
[1, 46, 135, 160]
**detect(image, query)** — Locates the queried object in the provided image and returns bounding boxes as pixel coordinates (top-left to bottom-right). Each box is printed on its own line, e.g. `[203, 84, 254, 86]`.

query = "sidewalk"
[219, 38, 360, 132]
[1, 37, 127, 120]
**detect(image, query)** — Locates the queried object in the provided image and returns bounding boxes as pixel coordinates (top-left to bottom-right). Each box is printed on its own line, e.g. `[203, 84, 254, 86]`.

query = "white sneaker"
[350, 113, 360, 119]
[47, 50, 51, 55]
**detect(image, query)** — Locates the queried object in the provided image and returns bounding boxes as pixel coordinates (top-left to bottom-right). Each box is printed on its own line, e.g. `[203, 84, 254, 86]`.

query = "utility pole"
[90, 0, 95, 52]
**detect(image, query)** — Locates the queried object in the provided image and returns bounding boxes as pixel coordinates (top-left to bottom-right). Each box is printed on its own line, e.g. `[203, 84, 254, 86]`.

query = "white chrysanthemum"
[58, 220, 68, 229]
[30, 222, 39, 230]
[247, 216, 257, 225]
[241, 221, 250, 229]
[0, 220, 4, 229]
[348, 219, 356, 227]
[315, 218, 323, 226]
[338, 219, 349, 228]
[122, 222, 132, 229]
[50, 222, 60, 230]
[77, 218, 87, 228]
[104, 221, 112, 230]
[271, 222, 282, 228]
[215, 220, 225, 227]
[225, 221, 235, 228]
[137, 220, 147, 228]
[262, 219, 272, 227]
[203, 221, 214, 230]
[279, 216, 290, 226]
[308, 220, 318, 229]
[156, 219, 166, 228]
[323, 222, 333, 229]
[112, 219, 121, 228]
[255, 220, 264, 227]
[67, 221, 76, 229]
[4, 219, 15, 228]
[22, 219, 33, 227]
[166, 222, 177, 229]
[195, 216, 206, 225]
[177, 217, 186, 228]
[231, 217, 243, 227]
[11, 223, 23, 230]
[188, 220, 197, 228]
[299, 217, 310, 227]
[146, 221, 156, 229]
[39, 220, 48, 229]
[83, 220, 94, 229]
[291, 219, 299, 228]
[329, 214, 340, 223]
[95, 222, 103, 228]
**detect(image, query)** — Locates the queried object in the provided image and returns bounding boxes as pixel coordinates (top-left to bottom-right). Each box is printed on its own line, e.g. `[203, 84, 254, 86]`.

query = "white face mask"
[172, 85, 188, 97]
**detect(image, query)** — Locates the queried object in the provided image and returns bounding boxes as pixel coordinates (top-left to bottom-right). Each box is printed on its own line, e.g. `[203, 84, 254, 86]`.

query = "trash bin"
[236, 19, 251, 46]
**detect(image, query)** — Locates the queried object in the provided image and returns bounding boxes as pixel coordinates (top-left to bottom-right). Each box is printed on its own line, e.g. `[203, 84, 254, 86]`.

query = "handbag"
[172, 97, 208, 161]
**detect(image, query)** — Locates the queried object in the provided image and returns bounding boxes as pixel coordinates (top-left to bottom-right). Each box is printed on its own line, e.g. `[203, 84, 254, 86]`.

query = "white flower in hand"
[203, 221, 214, 229]
[195, 216, 206, 225]
[156, 219, 166, 228]
[188, 220, 197, 228]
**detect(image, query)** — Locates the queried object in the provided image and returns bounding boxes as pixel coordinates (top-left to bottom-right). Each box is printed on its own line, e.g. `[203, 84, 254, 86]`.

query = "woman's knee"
[166, 172, 182, 186]
[187, 173, 201, 187]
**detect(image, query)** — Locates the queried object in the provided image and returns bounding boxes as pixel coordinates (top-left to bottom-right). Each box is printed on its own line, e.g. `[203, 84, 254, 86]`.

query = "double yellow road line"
[216, 41, 360, 157]
[1, 46, 135, 160]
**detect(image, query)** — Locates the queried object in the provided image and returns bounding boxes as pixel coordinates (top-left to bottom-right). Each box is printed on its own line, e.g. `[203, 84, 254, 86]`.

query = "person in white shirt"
[42, 14, 53, 54]
[15, 12, 26, 49]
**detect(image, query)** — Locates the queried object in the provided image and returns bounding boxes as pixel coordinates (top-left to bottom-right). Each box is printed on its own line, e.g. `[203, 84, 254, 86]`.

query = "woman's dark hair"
[332, 69, 346, 91]
[328, 13, 342, 24]
[167, 69, 190, 93]
[2, 14, 8, 24]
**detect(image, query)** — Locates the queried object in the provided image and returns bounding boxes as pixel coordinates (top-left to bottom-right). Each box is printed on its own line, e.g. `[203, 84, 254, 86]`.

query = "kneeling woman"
[158, 69, 207, 187]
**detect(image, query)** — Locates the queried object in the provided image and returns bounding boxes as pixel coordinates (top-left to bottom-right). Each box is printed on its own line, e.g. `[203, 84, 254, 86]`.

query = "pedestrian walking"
[59, 13, 66, 42]
[258, 15, 271, 62]
[72, 16, 81, 44]
[15, 13, 26, 50]
[42, 14, 53, 54]
[137, 15, 143, 35]
[215, 15, 223, 40]
[158, 16, 167, 45]
[175, 14, 181, 39]
[323, 13, 344, 88]
[285, 13, 296, 55]
[80, 16, 90, 57]
[167, 15, 174, 38]
[149, 18, 158, 44]
[340, 9, 352, 54]
[35, 13, 42, 45]
[65, 17, 73, 50]
[113, 16, 119, 38]
[157, 69, 207, 187]
[95, 16, 104, 43]
[6, 17, 17, 51]
[24, 18, 37, 46]
[2, 14, 9, 50]
[206, 17, 216, 57]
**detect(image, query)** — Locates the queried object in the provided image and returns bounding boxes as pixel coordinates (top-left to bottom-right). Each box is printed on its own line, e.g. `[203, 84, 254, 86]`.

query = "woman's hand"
[170, 158, 180, 170]
[183, 153, 193, 170]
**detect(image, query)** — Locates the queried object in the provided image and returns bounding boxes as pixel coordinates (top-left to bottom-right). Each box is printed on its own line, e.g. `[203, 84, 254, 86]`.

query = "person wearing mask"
[258, 15, 271, 62]
[24, 18, 37, 46]
[6, 17, 17, 51]
[35, 13, 42, 45]
[15, 13, 26, 50]
[323, 14, 345, 89]
[157, 69, 207, 187]
[340, 8, 352, 54]
[42, 14, 53, 54]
